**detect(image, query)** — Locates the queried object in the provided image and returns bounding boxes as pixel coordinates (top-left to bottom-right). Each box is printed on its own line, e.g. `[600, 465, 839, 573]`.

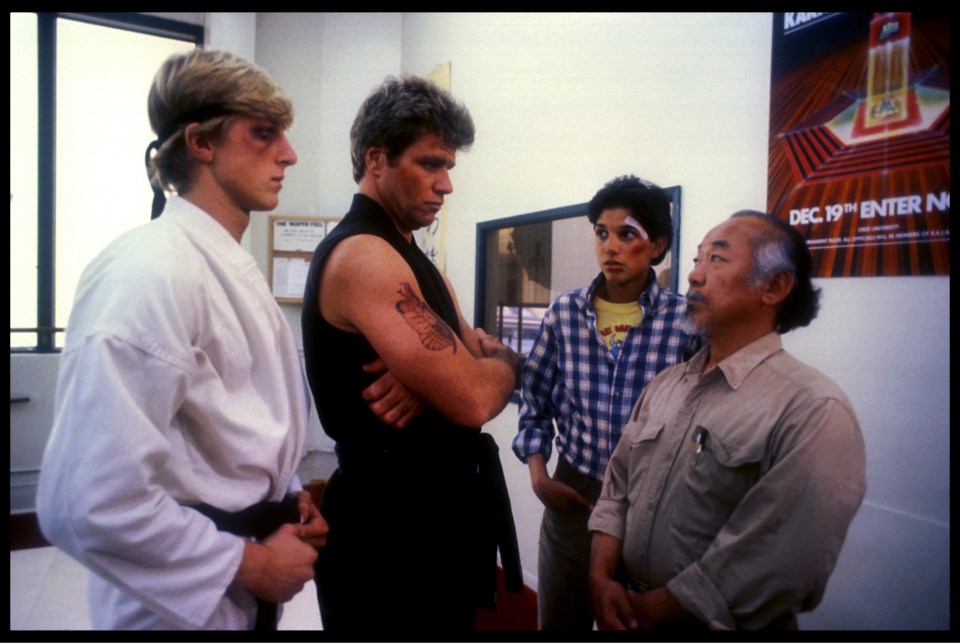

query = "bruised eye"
[252, 126, 279, 141]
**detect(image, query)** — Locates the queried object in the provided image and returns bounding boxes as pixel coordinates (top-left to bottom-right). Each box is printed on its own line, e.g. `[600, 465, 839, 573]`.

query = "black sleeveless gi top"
[301, 193, 479, 491]
[301, 194, 522, 611]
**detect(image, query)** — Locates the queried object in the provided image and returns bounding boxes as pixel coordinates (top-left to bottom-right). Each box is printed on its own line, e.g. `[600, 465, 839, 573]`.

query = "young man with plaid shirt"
[512, 175, 697, 631]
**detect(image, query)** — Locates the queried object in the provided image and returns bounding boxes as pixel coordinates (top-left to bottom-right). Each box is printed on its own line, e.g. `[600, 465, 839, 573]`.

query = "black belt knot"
[189, 495, 300, 631]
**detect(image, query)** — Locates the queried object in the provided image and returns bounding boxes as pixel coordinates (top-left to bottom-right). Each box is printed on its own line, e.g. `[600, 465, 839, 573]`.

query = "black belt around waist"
[189, 495, 300, 631]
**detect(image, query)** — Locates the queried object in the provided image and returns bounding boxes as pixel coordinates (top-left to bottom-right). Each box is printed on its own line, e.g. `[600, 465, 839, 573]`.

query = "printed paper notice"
[272, 257, 312, 300]
[273, 219, 327, 252]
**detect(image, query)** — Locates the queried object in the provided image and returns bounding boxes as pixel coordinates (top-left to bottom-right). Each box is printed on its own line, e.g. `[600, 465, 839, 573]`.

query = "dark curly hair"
[350, 75, 475, 183]
[731, 210, 821, 333]
[587, 175, 673, 265]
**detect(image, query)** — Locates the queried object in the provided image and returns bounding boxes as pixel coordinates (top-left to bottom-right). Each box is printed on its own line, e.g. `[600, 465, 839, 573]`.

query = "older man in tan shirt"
[588, 211, 866, 630]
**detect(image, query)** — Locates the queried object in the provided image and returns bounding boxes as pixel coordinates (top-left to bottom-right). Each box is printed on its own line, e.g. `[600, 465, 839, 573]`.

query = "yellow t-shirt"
[594, 296, 643, 359]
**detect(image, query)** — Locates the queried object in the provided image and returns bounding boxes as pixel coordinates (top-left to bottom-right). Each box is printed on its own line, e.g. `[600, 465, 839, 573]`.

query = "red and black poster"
[768, 12, 949, 277]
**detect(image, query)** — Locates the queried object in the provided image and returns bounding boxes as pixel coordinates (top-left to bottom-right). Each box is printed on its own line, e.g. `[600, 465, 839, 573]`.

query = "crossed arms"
[319, 233, 520, 428]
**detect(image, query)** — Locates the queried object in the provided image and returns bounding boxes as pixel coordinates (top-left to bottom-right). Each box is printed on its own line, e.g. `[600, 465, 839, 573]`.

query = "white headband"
[624, 215, 649, 240]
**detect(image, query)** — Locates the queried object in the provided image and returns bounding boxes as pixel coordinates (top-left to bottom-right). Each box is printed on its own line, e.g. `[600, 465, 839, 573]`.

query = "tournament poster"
[768, 12, 950, 277]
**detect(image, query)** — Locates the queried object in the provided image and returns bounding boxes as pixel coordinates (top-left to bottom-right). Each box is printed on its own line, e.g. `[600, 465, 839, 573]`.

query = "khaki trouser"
[537, 457, 604, 631]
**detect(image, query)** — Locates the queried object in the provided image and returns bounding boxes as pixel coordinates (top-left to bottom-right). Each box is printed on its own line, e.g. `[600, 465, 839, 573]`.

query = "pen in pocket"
[694, 430, 705, 460]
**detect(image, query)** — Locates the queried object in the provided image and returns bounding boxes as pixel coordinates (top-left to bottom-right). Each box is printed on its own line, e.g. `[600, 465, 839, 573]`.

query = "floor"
[9, 545, 323, 630]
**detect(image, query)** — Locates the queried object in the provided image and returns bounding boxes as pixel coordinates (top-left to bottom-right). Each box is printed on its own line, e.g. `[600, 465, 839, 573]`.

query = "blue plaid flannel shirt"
[512, 271, 695, 481]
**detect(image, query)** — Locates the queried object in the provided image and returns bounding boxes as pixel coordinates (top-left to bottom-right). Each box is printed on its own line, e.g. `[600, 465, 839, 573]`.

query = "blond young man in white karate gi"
[37, 49, 328, 630]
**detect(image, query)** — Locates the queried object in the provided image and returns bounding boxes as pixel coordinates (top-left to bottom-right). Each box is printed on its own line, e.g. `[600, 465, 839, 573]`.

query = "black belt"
[189, 495, 300, 631]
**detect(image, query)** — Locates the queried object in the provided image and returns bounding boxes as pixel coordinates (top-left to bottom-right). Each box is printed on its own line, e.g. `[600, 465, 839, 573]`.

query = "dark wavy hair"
[731, 210, 821, 333]
[587, 175, 673, 265]
[350, 75, 475, 183]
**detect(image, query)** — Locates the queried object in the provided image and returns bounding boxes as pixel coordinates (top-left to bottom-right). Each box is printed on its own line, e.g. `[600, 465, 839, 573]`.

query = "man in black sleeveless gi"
[301, 75, 522, 632]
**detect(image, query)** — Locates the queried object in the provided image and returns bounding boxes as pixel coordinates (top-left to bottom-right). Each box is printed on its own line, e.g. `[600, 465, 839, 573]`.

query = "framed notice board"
[269, 215, 339, 303]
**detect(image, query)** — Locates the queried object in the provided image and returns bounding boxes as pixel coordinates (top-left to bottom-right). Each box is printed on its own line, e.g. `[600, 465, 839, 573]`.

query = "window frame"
[11, 12, 203, 354]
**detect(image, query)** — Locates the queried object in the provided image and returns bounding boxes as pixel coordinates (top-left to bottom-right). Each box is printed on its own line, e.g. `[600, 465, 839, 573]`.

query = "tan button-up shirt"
[588, 332, 866, 629]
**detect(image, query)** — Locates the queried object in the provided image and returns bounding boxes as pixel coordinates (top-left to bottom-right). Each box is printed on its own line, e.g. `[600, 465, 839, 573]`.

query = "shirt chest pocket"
[625, 422, 665, 504]
[684, 426, 762, 521]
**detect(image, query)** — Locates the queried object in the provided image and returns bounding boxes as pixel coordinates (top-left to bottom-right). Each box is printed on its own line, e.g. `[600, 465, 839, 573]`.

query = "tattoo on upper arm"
[395, 282, 457, 354]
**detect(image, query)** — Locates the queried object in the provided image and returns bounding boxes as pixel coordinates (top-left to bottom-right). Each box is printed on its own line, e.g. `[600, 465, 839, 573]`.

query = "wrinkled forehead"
[699, 217, 763, 252]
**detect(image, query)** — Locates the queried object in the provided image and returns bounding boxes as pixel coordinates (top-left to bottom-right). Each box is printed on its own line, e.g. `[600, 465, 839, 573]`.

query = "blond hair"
[146, 49, 293, 194]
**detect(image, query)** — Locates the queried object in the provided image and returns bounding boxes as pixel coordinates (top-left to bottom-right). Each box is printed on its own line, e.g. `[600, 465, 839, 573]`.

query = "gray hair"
[750, 233, 797, 287]
[730, 210, 820, 333]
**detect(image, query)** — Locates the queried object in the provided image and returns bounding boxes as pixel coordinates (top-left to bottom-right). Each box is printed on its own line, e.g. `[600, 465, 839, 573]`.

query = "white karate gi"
[36, 196, 310, 629]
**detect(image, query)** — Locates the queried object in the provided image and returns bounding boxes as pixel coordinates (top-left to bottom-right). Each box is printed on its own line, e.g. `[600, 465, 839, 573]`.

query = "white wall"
[10, 354, 60, 513]
[12, 11, 949, 631]
[783, 276, 949, 629]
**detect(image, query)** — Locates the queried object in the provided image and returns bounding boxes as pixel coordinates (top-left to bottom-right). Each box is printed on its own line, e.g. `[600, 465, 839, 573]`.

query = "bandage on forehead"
[623, 215, 650, 240]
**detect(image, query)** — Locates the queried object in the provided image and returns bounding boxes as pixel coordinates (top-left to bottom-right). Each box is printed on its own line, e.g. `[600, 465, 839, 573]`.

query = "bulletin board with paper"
[269, 215, 339, 303]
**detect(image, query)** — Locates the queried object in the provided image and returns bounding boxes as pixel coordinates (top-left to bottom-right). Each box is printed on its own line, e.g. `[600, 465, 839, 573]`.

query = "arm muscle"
[320, 235, 515, 426]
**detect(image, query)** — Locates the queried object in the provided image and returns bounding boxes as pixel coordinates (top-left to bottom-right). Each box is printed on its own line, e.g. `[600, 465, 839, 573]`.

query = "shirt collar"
[160, 195, 260, 277]
[161, 195, 238, 247]
[350, 193, 415, 248]
[582, 268, 663, 317]
[685, 331, 783, 389]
